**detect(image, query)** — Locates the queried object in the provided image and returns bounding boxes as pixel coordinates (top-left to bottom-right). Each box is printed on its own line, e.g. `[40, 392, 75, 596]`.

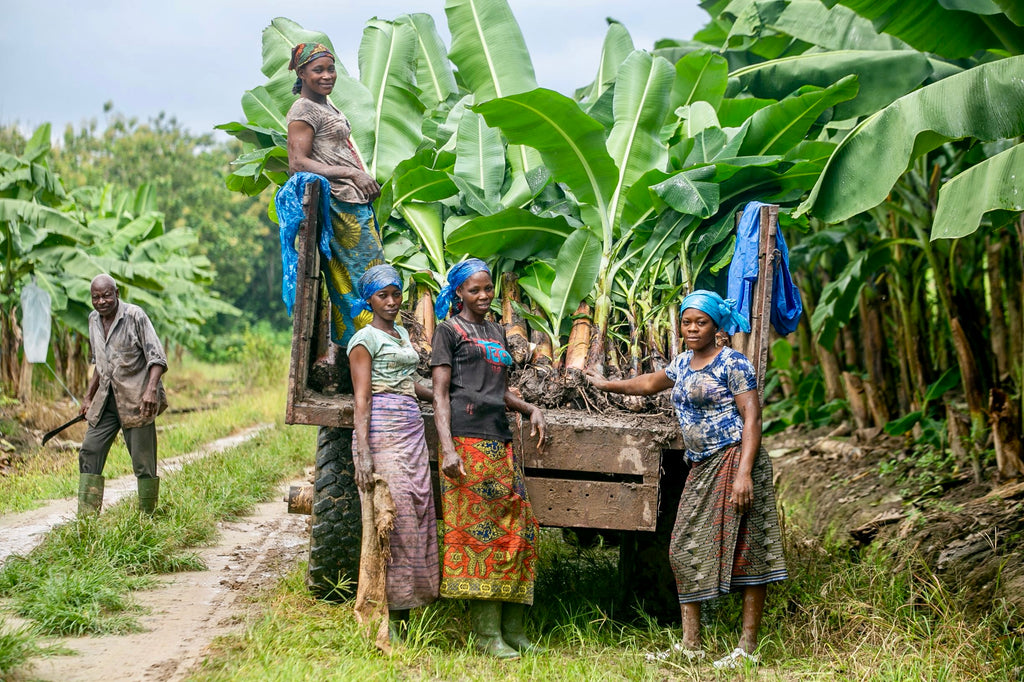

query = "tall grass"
[0, 423, 313, 637]
[0, 354, 287, 514]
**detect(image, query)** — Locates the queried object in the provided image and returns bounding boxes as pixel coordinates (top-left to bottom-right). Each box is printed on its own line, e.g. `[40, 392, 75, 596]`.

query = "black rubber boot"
[78, 473, 104, 516]
[468, 600, 520, 659]
[138, 477, 159, 514]
[501, 603, 546, 654]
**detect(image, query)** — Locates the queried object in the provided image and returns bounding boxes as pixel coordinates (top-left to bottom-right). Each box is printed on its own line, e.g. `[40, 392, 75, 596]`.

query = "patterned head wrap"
[680, 289, 751, 333]
[351, 264, 402, 316]
[289, 43, 334, 71]
[434, 258, 491, 320]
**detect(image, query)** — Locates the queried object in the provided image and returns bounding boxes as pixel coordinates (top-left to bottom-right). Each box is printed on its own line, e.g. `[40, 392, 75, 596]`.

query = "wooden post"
[731, 204, 779, 405]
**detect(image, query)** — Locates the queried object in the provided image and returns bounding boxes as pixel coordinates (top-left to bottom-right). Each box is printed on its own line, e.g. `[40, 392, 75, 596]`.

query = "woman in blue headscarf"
[586, 290, 787, 669]
[348, 265, 438, 641]
[429, 258, 547, 659]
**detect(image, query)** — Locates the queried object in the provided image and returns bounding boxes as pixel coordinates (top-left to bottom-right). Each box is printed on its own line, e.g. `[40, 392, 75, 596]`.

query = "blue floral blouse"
[664, 347, 757, 462]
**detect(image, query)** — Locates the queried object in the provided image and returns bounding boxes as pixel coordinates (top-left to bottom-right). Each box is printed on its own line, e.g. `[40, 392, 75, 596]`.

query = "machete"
[41, 414, 86, 445]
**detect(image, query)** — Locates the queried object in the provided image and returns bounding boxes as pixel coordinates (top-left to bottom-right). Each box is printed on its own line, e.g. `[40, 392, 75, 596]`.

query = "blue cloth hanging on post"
[725, 201, 803, 336]
[275, 172, 334, 316]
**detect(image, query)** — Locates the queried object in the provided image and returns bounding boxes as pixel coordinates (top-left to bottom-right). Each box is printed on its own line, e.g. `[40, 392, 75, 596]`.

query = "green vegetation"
[0, 354, 285, 515]
[221, 0, 1023, 480]
[0, 622, 42, 676]
[0, 421, 313, 636]
[190, 512, 1024, 681]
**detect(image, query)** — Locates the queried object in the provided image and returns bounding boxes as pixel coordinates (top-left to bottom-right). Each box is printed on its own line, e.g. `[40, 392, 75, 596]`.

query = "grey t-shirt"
[286, 97, 371, 204]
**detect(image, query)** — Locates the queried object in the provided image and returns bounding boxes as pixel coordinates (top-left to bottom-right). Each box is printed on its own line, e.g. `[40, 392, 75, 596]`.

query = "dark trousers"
[79, 393, 158, 479]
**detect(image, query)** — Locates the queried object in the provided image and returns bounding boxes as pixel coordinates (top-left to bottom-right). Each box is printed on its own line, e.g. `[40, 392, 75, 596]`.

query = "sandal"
[645, 643, 706, 663]
[712, 647, 759, 669]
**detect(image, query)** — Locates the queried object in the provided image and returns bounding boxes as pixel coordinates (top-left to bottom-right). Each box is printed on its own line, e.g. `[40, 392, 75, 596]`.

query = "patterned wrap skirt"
[439, 437, 539, 604]
[669, 444, 788, 603]
[322, 199, 384, 345]
[357, 393, 439, 609]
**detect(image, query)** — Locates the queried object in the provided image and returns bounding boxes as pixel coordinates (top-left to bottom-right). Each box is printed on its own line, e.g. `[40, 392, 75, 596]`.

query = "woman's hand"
[731, 473, 754, 514]
[583, 370, 609, 391]
[352, 170, 381, 201]
[353, 449, 374, 492]
[441, 441, 466, 479]
[529, 407, 547, 454]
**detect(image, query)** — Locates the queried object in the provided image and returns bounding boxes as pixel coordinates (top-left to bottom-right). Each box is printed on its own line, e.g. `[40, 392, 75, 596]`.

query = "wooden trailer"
[284, 182, 780, 603]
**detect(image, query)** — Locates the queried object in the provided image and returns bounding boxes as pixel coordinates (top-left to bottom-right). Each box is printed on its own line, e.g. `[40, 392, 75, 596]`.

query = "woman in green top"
[348, 265, 438, 639]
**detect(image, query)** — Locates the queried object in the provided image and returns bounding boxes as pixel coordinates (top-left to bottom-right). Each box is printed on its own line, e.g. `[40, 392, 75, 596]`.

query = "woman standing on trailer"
[431, 258, 547, 659]
[586, 290, 787, 670]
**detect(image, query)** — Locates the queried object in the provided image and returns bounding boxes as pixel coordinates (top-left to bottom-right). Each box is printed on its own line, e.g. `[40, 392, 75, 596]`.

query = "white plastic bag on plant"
[21, 283, 51, 364]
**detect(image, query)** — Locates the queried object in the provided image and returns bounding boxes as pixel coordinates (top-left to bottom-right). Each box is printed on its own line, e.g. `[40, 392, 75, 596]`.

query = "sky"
[0, 0, 710, 139]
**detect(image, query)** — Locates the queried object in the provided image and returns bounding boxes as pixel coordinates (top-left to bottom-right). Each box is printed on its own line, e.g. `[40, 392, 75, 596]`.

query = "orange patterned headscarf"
[288, 43, 334, 71]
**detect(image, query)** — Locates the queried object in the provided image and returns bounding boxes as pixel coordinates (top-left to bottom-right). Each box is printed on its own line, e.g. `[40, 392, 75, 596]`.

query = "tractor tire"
[306, 425, 362, 600]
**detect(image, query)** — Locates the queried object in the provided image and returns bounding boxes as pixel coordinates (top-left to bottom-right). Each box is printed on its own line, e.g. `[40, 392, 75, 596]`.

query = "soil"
[14, 491, 309, 682]
[768, 426, 1024, 620]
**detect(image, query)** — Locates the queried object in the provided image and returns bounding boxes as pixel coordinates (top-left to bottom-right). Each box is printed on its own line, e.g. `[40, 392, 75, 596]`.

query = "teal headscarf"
[351, 264, 402, 316]
[680, 290, 751, 333]
[434, 258, 490, 320]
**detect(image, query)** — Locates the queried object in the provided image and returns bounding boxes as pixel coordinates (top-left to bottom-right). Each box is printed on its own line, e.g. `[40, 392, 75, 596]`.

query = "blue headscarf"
[351, 264, 402, 316]
[680, 289, 751, 333]
[434, 258, 490, 320]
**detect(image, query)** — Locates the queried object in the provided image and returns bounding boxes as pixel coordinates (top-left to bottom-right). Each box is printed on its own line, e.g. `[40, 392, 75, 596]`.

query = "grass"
[0, 621, 43, 675]
[0, 355, 286, 514]
[189, 509, 1024, 682]
[0, 421, 313, 640]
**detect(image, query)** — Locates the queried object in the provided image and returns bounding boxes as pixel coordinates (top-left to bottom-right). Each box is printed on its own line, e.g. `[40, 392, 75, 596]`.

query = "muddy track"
[3, 425, 312, 682]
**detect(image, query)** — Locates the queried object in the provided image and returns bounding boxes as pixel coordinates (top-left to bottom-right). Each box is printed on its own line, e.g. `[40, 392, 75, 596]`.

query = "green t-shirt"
[346, 325, 420, 397]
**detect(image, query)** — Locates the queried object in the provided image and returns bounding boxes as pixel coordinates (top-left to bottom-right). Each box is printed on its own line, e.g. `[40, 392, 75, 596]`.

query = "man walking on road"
[77, 274, 168, 515]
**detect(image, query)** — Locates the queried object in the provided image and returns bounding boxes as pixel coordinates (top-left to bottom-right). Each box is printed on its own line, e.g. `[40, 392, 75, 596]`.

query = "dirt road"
[2, 425, 313, 682]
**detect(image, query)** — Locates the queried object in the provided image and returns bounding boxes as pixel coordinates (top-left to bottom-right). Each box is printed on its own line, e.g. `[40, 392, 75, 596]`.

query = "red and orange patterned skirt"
[438, 437, 539, 604]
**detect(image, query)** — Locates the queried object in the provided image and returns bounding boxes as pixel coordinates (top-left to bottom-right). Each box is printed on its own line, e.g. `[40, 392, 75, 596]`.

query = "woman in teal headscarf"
[586, 290, 787, 670]
[285, 41, 384, 347]
[348, 265, 438, 641]
[430, 259, 548, 659]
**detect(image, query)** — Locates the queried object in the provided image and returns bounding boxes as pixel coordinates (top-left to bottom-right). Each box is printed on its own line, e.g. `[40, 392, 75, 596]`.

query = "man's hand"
[79, 398, 91, 417]
[141, 385, 159, 419]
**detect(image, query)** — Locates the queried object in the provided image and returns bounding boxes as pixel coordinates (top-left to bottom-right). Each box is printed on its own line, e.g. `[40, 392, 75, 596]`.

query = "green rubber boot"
[501, 603, 546, 654]
[138, 477, 159, 514]
[468, 601, 520, 659]
[78, 473, 104, 516]
[389, 609, 410, 643]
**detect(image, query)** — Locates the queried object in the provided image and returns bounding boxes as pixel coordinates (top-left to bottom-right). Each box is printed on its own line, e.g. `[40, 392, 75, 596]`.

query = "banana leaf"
[446, 208, 573, 260]
[359, 19, 424, 179]
[932, 142, 1024, 239]
[400, 13, 457, 108]
[261, 17, 344, 78]
[798, 55, 1024, 223]
[453, 110, 505, 202]
[474, 89, 618, 236]
[730, 50, 931, 119]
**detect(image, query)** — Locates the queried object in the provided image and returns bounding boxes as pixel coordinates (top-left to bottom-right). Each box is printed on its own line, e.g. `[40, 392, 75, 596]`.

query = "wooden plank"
[749, 204, 778, 404]
[524, 478, 659, 530]
[286, 183, 323, 425]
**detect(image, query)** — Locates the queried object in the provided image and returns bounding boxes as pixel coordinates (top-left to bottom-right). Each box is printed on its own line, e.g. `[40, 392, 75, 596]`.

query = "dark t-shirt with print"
[430, 316, 513, 442]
